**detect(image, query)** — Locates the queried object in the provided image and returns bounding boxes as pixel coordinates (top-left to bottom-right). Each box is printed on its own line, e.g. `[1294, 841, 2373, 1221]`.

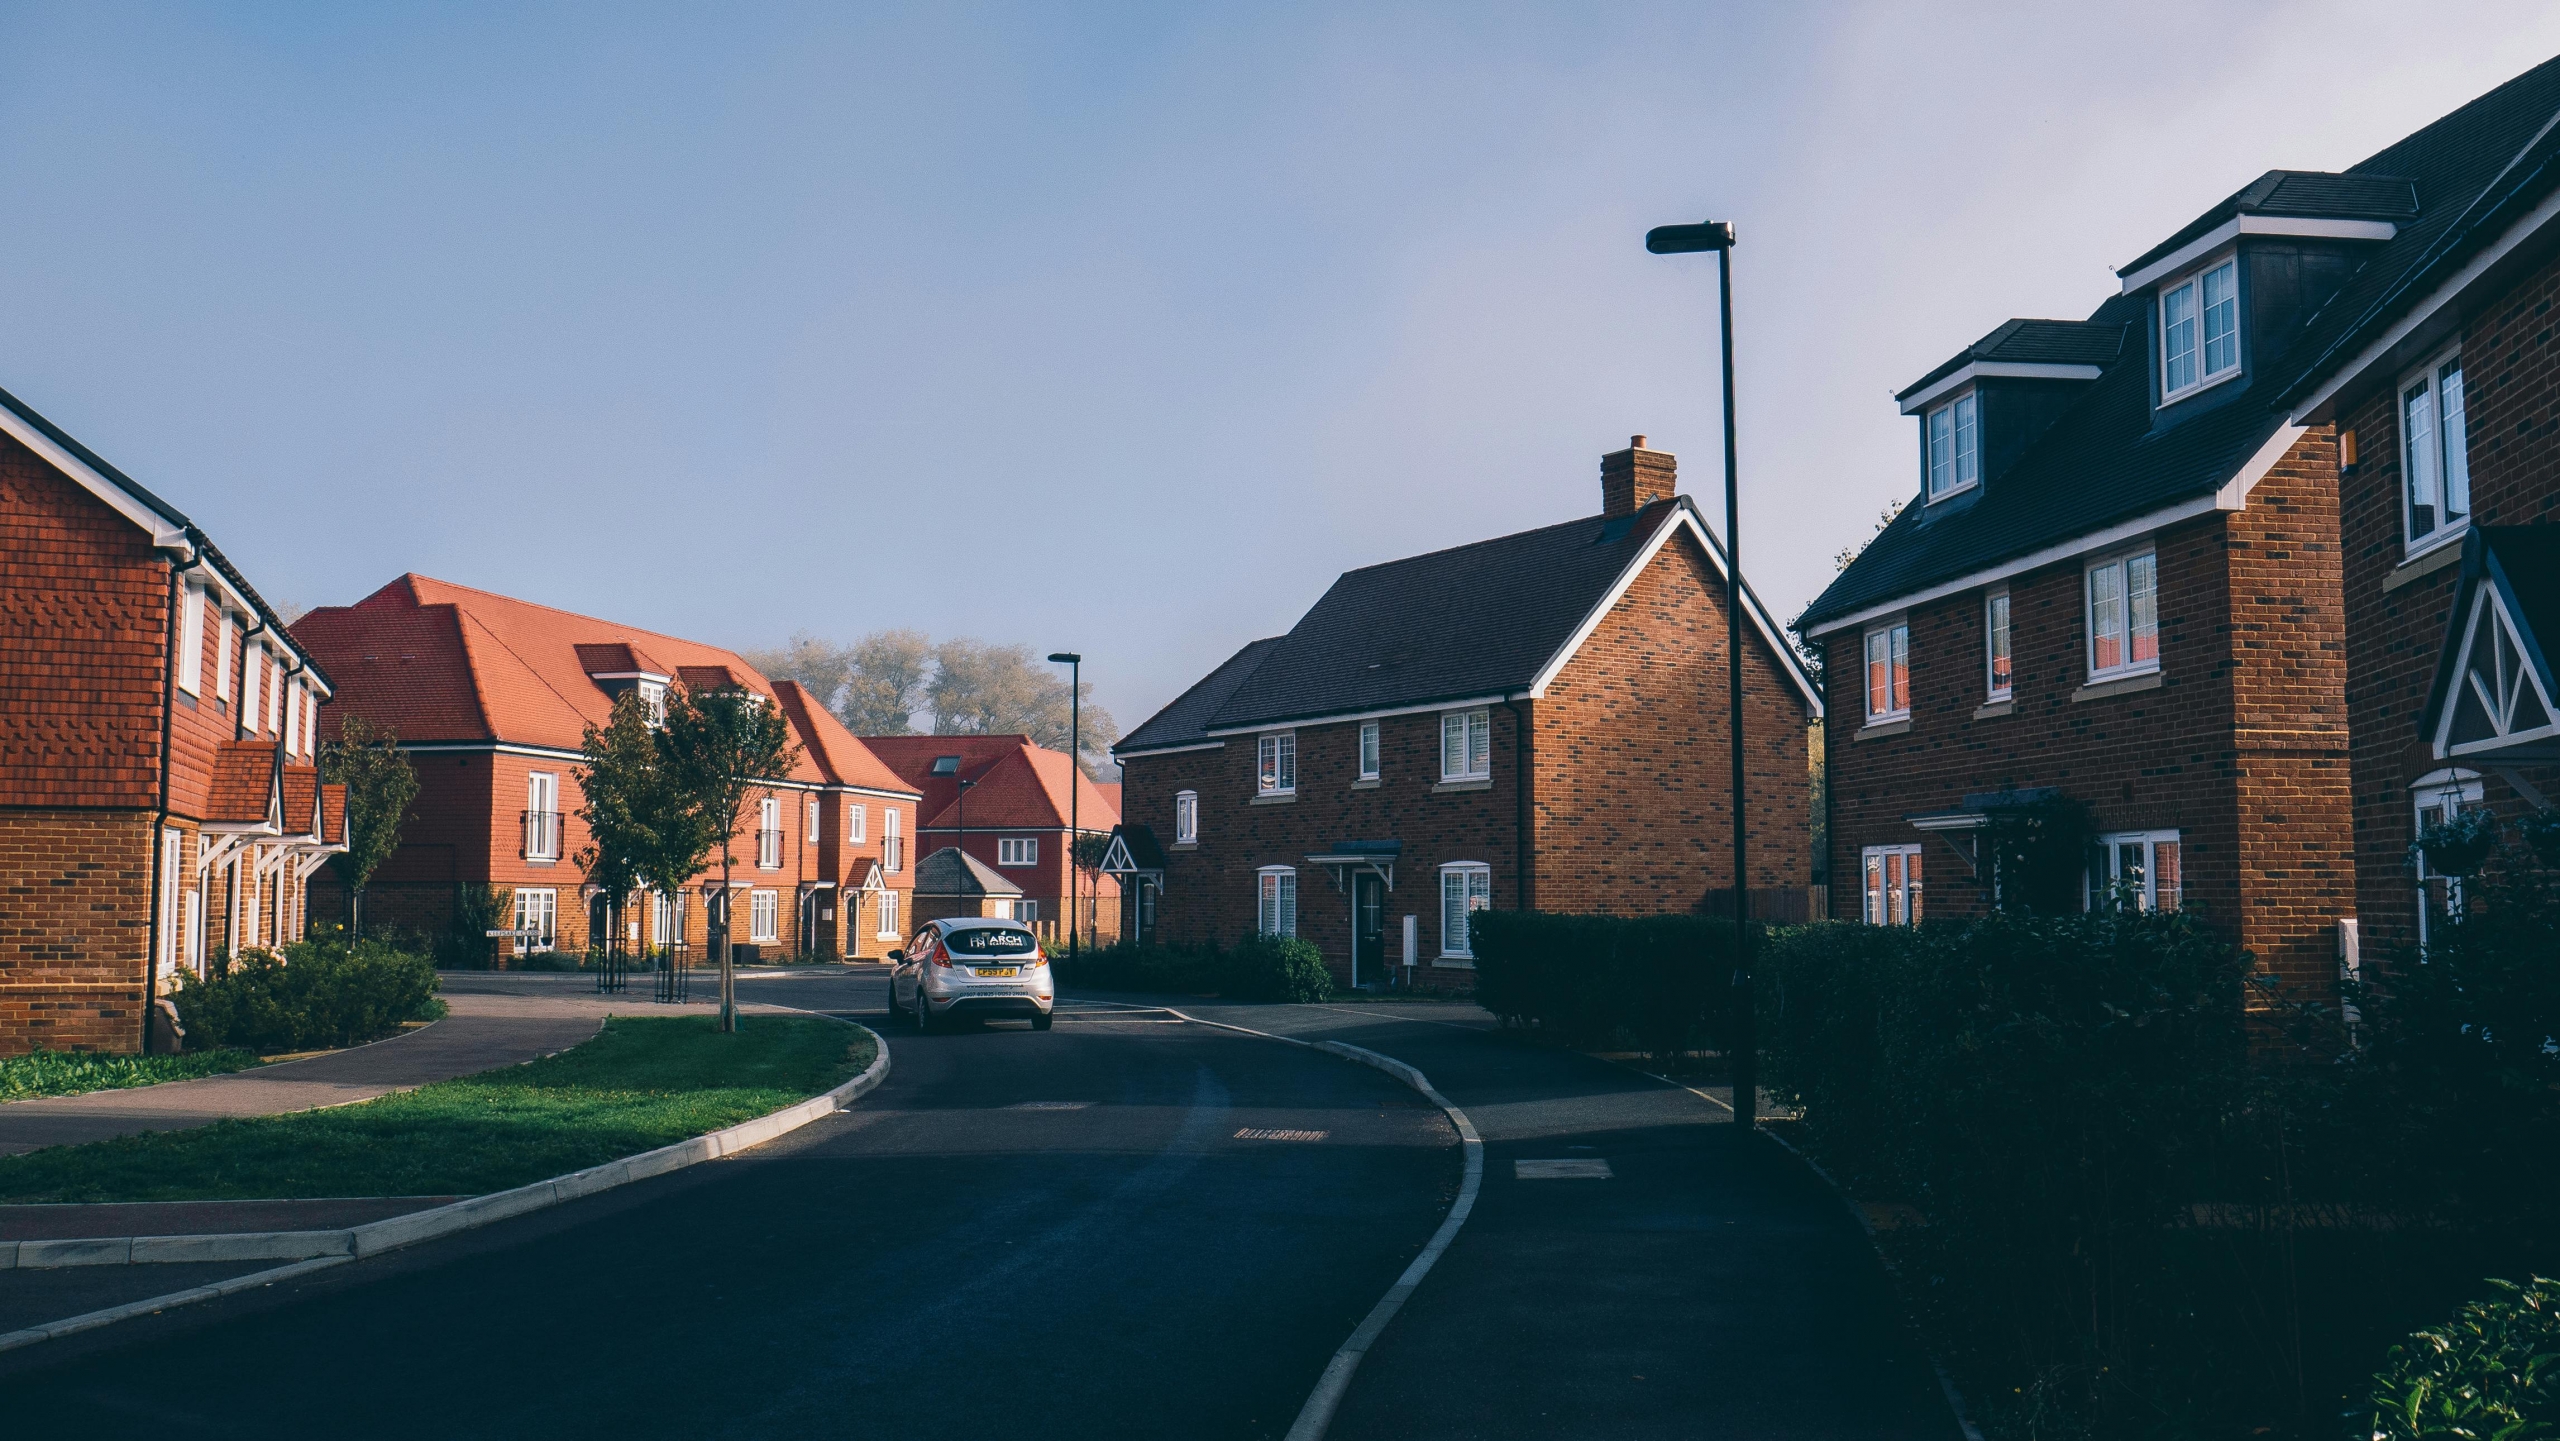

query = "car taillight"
[929, 948, 953, 968]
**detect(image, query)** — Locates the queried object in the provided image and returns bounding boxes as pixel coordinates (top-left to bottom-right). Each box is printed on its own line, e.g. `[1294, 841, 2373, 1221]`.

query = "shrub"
[435, 883, 508, 969]
[170, 935, 441, 1053]
[2365, 1277, 2560, 1440]
[1229, 933, 1332, 1003]
[1470, 910, 1734, 1055]
[1050, 939, 1230, 994]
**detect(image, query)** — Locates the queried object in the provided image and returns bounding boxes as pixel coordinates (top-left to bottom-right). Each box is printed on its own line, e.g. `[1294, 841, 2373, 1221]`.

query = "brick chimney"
[1600, 435, 1676, 517]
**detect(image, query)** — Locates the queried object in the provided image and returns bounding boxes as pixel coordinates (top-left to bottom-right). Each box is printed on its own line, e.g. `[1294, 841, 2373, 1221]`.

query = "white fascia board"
[584, 670, 672, 684]
[1524, 505, 1826, 715]
[832, 782, 924, 802]
[1113, 739, 1227, 758]
[2290, 183, 2560, 424]
[2117, 216, 2397, 294]
[1808, 424, 2310, 642]
[1897, 363, 2103, 414]
[0, 406, 188, 548]
[1203, 696, 1516, 738]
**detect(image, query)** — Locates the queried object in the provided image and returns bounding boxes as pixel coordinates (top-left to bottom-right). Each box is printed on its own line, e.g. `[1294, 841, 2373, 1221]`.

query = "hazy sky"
[6, 4, 2557, 731]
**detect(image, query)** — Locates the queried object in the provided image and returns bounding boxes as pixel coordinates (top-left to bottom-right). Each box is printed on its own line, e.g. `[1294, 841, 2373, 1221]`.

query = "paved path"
[0, 973, 788, 1156]
[0, 1197, 463, 1242]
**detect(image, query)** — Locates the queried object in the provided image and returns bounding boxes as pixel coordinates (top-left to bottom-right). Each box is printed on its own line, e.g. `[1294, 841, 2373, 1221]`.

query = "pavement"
[0, 971, 813, 1156]
[0, 1197, 462, 1242]
[0, 972, 1960, 1440]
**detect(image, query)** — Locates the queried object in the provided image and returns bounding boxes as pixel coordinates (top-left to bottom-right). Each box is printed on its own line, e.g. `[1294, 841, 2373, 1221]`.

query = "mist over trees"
[744, 631, 1120, 778]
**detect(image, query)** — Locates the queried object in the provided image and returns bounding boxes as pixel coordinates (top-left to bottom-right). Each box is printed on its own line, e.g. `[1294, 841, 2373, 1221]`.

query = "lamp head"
[1047, 652, 1081, 665]
[1645, 221, 1735, 254]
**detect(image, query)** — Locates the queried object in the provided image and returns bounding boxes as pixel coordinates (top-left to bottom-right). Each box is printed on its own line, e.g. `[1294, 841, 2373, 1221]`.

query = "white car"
[889, 918, 1056, 1032]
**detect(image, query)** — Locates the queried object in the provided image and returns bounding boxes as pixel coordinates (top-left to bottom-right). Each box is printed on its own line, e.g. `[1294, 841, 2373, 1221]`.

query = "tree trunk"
[351, 885, 366, 941]
[718, 852, 736, 1033]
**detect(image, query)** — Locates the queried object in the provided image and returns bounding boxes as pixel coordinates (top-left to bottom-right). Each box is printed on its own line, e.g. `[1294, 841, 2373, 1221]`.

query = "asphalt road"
[0, 971, 1457, 1441]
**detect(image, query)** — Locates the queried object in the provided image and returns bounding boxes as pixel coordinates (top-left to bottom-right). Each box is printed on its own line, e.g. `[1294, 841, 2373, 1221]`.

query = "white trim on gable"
[1805, 422, 2308, 642]
[1898, 362, 2104, 415]
[1523, 501, 1825, 714]
[2116, 215, 2398, 294]
[0, 404, 188, 549]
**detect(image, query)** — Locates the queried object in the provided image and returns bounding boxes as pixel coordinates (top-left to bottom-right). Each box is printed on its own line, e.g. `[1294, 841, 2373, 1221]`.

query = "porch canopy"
[2422, 526, 2560, 765]
[1305, 838, 1401, 893]
[1904, 786, 2059, 876]
[1098, 824, 1167, 887]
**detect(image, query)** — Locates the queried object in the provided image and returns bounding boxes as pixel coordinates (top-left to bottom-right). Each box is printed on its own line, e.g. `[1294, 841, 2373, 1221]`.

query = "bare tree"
[740, 633, 854, 714]
[842, 629, 933, 734]
[929, 638, 1119, 774]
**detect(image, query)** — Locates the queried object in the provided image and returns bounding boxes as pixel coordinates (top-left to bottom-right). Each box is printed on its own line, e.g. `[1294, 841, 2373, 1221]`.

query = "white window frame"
[877, 887, 901, 939]
[266, 654, 282, 735]
[848, 802, 867, 844]
[882, 809, 902, 873]
[2399, 344, 2471, 559]
[304, 685, 316, 759]
[513, 887, 558, 953]
[1863, 620, 1910, 723]
[2413, 769, 2485, 946]
[175, 585, 205, 697]
[1358, 721, 1381, 781]
[758, 796, 783, 869]
[1174, 790, 1198, 844]
[749, 889, 779, 943]
[2083, 547, 2160, 682]
[215, 612, 234, 703]
[638, 680, 667, 727]
[2087, 829, 2182, 913]
[1440, 708, 1492, 782]
[2159, 256, 2241, 403]
[157, 828, 183, 975]
[998, 836, 1038, 867]
[284, 679, 302, 758]
[241, 639, 261, 734]
[1925, 389, 1980, 501]
[1257, 732, 1297, 795]
[1009, 898, 1039, 926]
[525, 772, 561, 861]
[651, 889, 683, 947]
[808, 796, 822, 844]
[1861, 844, 1923, 926]
[1257, 866, 1298, 937]
[1439, 862, 1492, 958]
[1985, 589, 2012, 701]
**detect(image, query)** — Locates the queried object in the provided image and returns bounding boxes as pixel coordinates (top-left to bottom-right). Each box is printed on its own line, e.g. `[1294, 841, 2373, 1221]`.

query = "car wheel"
[889, 984, 907, 1027]
[917, 997, 940, 1035]
[1031, 1010, 1053, 1032]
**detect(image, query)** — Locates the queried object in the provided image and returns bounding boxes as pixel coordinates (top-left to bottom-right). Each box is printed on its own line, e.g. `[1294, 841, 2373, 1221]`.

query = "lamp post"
[1047, 652, 1082, 957]
[1645, 217, 1755, 1131]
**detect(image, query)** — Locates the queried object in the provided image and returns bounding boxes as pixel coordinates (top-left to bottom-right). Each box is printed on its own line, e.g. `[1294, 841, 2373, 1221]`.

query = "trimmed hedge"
[170, 936, 442, 1053]
[1469, 910, 1737, 1055]
[1052, 934, 1333, 1003]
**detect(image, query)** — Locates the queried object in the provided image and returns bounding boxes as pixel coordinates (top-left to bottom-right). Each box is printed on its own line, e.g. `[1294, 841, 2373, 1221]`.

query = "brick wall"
[0, 810, 152, 1054]
[2339, 243, 2560, 956]
[1822, 430, 2351, 993]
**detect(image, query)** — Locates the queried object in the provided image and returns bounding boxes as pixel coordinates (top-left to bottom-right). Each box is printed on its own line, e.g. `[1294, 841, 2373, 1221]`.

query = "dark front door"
[1353, 873, 1386, 989]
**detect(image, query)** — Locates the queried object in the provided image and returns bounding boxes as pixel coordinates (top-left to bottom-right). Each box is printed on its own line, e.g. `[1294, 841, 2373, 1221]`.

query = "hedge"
[2364, 1277, 2560, 1439]
[170, 935, 442, 1053]
[1469, 910, 1737, 1056]
[1051, 934, 1332, 1003]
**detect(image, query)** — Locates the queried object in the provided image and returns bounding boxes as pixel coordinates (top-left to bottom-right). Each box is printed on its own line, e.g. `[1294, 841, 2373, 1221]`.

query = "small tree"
[575, 694, 692, 960]
[320, 716, 421, 939]
[661, 682, 802, 1032]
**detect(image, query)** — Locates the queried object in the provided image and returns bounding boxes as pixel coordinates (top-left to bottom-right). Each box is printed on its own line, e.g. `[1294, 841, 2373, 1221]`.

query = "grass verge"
[0, 1049, 265, 1102]
[0, 1015, 872, 1203]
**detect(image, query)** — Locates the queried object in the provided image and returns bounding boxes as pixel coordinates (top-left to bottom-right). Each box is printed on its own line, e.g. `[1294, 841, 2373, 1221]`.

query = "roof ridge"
[402, 573, 764, 663]
[1332, 507, 1638, 579]
[451, 605, 583, 743]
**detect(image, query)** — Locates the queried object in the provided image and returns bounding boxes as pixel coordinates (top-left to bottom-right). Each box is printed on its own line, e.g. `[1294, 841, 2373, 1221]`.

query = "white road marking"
[1234, 1127, 1328, 1142]
[1008, 1101, 1092, 1111]
[1515, 1158, 1613, 1180]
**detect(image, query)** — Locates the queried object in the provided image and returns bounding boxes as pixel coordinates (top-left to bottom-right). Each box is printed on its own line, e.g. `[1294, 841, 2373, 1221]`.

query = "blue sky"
[5, 3, 2555, 730]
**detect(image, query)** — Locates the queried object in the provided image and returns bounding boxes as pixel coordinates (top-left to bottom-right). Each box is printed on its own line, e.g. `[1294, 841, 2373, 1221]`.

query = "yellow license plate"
[974, 967, 1019, 978]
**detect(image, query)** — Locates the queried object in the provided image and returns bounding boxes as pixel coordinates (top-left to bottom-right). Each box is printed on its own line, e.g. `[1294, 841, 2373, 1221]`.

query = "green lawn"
[0, 1048, 264, 1102]
[0, 1015, 873, 1203]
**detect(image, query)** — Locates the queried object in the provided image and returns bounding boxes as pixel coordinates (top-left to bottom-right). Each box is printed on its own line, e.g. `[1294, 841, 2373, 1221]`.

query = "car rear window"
[949, 927, 1038, 956]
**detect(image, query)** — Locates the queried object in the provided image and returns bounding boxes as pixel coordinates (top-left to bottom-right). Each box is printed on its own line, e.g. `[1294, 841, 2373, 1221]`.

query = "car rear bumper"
[928, 993, 1052, 1017]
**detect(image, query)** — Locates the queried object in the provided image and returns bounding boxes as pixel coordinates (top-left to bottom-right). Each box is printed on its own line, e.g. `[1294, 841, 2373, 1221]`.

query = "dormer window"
[1925, 391, 1979, 501]
[639, 680, 667, 726]
[2159, 258, 2239, 401]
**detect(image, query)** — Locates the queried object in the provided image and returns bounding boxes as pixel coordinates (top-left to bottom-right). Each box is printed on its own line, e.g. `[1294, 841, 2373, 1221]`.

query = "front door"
[1352, 873, 1386, 990]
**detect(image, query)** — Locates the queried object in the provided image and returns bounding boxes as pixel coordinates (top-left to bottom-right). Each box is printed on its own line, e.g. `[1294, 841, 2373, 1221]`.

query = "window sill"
[1854, 718, 1911, 741]
[2160, 365, 2241, 408]
[1251, 793, 1297, 806]
[1170, 841, 1198, 851]
[1350, 778, 1380, 790]
[2072, 670, 2163, 703]
[2383, 535, 2467, 592]
[1431, 956, 1477, 969]
[1432, 777, 1493, 793]
[1974, 698, 2013, 719]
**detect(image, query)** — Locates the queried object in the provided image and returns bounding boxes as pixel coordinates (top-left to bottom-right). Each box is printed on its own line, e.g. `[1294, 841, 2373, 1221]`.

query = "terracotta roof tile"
[206, 741, 277, 824]
[280, 763, 320, 840]
[319, 783, 347, 845]
[770, 682, 920, 796]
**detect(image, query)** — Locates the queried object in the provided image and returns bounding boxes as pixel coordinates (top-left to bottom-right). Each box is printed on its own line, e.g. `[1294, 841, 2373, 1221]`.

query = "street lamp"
[1047, 652, 1082, 958]
[1645, 217, 1756, 1131]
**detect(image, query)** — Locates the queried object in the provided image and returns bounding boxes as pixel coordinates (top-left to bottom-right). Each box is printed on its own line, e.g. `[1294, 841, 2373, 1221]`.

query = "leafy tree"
[659, 682, 802, 1032]
[320, 715, 421, 939]
[929, 638, 1120, 775]
[574, 693, 707, 958]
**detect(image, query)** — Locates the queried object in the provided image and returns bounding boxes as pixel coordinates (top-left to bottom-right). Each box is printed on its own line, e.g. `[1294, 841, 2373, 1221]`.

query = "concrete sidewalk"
[0, 975, 743, 1157]
[1163, 996, 1963, 1441]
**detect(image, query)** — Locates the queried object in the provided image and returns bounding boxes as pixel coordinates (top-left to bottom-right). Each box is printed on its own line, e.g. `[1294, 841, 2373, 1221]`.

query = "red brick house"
[1113, 438, 1821, 989]
[296, 576, 921, 961]
[0, 384, 345, 1054]
[2266, 57, 2560, 960]
[863, 734, 1121, 946]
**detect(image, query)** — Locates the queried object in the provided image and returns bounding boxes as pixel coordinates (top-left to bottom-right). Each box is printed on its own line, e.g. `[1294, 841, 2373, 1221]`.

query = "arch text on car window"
[953, 928, 1037, 954]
